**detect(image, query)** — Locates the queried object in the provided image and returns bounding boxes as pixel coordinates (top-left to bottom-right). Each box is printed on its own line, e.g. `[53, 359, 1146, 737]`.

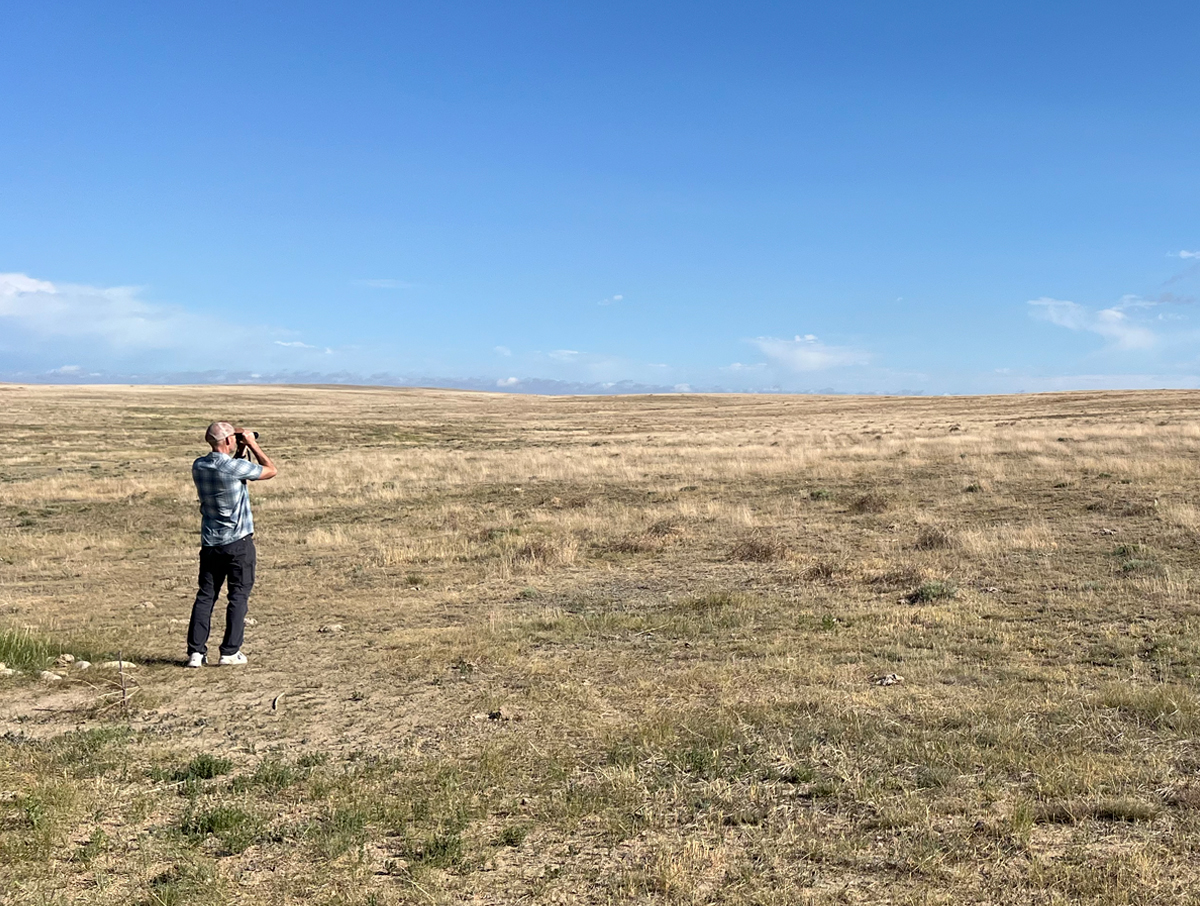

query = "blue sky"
[3, 2, 1200, 393]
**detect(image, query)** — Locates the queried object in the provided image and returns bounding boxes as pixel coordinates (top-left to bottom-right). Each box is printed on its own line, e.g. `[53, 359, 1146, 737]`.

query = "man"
[186, 421, 277, 667]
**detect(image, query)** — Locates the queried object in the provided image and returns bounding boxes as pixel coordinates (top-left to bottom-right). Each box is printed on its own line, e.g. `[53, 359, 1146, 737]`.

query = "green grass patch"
[180, 805, 263, 854]
[906, 581, 957, 603]
[0, 625, 113, 673]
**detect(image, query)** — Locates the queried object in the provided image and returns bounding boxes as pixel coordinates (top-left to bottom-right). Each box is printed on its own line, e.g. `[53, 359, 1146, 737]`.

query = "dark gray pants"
[187, 534, 256, 657]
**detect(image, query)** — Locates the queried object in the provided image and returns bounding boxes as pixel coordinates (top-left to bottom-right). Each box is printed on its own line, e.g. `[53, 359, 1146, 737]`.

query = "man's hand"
[234, 428, 277, 480]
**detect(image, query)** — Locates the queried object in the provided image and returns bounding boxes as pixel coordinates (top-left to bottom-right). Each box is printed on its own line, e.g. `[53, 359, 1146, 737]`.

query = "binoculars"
[234, 431, 260, 460]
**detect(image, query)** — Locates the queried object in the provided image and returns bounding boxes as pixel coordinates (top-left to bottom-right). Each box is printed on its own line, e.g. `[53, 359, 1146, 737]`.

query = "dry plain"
[4, 384, 1200, 905]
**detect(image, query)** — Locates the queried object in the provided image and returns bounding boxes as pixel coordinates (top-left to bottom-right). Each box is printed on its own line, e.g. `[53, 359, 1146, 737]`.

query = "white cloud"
[1028, 297, 1156, 350]
[0, 271, 214, 349]
[548, 349, 580, 361]
[0, 274, 56, 296]
[751, 334, 871, 371]
[0, 272, 332, 373]
[598, 294, 624, 306]
[494, 345, 512, 356]
[497, 376, 519, 387]
[50, 364, 81, 373]
[1176, 251, 1200, 259]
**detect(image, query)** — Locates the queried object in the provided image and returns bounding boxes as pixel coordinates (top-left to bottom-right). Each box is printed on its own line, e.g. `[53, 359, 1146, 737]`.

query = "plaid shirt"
[192, 452, 264, 547]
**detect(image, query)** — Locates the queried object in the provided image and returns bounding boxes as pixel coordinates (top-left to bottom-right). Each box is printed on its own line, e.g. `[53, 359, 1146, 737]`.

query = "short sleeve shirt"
[192, 452, 264, 547]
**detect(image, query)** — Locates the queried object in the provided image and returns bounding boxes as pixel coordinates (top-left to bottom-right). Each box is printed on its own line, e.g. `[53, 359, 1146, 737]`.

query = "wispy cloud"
[598, 294, 624, 306]
[353, 279, 415, 289]
[750, 334, 870, 371]
[1175, 251, 1200, 259]
[0, 271, 331, 371]
[548, 349, 580, 361]
[494, 345, 512, 356]
[0, 271, 205, 348]
[1028, 297, 1156, 350]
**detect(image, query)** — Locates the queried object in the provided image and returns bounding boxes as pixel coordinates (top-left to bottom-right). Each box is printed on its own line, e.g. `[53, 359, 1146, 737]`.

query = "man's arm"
[237, 431, 277, 480]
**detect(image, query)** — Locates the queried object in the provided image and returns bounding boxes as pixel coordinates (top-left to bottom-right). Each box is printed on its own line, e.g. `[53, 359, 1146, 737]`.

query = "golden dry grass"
[3, 384, 1200, 904]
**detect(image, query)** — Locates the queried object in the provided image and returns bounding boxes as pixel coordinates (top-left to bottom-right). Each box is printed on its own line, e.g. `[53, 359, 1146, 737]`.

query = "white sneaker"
[218, 651, 247, 666]
[186, 652, 205, 668]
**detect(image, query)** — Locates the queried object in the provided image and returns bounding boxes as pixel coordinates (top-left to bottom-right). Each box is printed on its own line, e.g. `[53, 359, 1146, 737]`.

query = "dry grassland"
[3, 384, 1200, 904]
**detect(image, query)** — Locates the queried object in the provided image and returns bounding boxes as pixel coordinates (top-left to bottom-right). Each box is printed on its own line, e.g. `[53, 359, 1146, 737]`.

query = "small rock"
[99, 660, 137, 670]
[0, 666, 14, 678]
[870, 672, 904, 686]
[74, 661, 91, 671]
[55, 653, 76, 668]
[40, 671, 63, 682]
[137, 602, 156, 611]
[318, 624, 344, 633]
[245, 617, 258, 627]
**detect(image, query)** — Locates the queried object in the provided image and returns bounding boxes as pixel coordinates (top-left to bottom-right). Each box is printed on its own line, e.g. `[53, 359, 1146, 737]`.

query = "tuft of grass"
[231, 759, 297, 793]
[177, 753, 232, 782]
[914, 525, 956, 550]
[1112, 543, 1149, 558]
[140, 862, 218, 906]
[1119, 558, 1161, 575]
[74, 827, 107, 863]
[672, 590, 749, 614]
[809, 488, 833, 500]
[308, 805, 370, 858]
[905, 580, 957, 603]
[180, 805, 263, 854]
[1035, 798, 1159, 824]
[1100, 685, 1198, 730]
[801, 558, 844, 583]
[495, 823, 528, 847]
[849, 493, 889, 514]
[0, 627, 55, 671]
[0, 626, 108, 673]
[729, 537, 788, 562]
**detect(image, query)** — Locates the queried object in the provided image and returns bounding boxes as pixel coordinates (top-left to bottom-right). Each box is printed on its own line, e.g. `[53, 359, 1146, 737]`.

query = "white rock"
[245, 617, 259, 627]
[99, 660, 137, 670]
[55, 654, 75, 668]
[318, 624, 344, 633]
[74, 661, 91, 671]
[0, 667, 14, 677]
[40, 671, 63, 682]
